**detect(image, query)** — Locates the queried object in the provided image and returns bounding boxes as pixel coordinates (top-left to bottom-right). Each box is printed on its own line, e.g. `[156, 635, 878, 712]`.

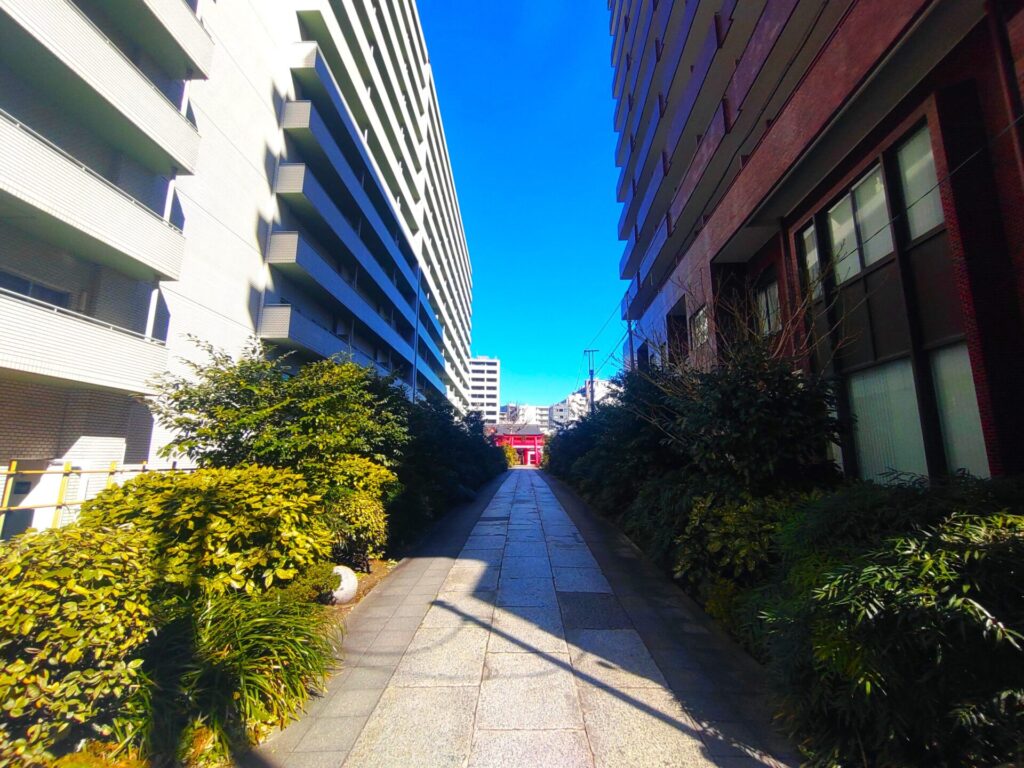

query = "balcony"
[0, 0, 200, 174]
[0, 110, 184, 281]
[266, 233, 446, 394]
[86, 0, 214, 79]
[259, 303, 350, 361]
[0, 288, 168, 394]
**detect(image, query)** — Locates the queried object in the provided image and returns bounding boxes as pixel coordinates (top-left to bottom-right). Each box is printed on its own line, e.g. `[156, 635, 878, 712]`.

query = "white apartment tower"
[468, 356, 500, 424]
[0, 0, 473, 538]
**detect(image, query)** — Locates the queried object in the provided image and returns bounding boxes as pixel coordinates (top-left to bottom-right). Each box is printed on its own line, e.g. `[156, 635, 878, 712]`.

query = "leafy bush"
[332, 491, 388, 569]
[502, 443, 518, 468]
[268, 562, 340, 605]
[151, 341, 408, 474]
[147, 593, 337, 766]
[0, 525, 157, 765]
[49, 742, 147, 768]
[760, 479, 1024, 766]
[674, 492, 806, 601]
[80, 467, 330, 598]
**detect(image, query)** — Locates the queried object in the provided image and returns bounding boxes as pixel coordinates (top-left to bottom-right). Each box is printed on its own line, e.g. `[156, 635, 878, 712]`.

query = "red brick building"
[612, 0, 1024, 480]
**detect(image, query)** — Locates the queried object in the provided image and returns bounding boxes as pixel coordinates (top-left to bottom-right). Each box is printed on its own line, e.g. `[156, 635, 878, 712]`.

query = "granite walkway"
[252, 469, 798, 768]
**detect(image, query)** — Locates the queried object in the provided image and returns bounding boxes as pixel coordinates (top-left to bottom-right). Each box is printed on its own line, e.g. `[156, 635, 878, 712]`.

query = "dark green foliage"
[388, 394, 505, 548]
[0, 525, 158, 765]
[758, 479, 1024, 767]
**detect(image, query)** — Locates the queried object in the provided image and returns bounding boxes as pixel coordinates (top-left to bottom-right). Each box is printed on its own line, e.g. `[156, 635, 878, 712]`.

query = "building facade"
[468, 355, 500, 423]
[500, 403, 551, 433]
[0, 0, 473, 537]
[549, 379, 616, 431]
[611, 0, 1024, 481]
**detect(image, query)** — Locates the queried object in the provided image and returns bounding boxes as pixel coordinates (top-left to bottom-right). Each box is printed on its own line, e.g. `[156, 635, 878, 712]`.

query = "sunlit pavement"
[254, 470, 798, 767]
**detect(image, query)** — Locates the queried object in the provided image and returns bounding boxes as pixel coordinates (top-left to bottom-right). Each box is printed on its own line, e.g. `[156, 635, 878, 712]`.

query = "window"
[848, 358, 928, 480]
[0, 270, 71, 309]
[930, 343, 988, 477]
[897, 126, 944, 239]
[755, 277, 781, 335]
[689, 306, 709, 350]
[800, 224, 822, 299]
[827, 166, 894, 283]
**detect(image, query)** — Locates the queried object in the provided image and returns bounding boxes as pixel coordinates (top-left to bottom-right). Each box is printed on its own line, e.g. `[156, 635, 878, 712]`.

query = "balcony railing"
[0, 287, 168, 393]
[0, 108, 185, 280]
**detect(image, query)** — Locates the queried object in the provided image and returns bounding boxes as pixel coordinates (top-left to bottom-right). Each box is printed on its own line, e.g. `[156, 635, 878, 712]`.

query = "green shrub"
[49, 742, 147, 768]
[0, 525, 157, 765]
[332, 491, 388, 570]
[267, 562, 340, 605]
[674, 492, 803, 601]
[761, 480, 1024, 766]
[149, 593, 337, 766]
[80, 466, 330, 598]
[502, 443, 518, 468]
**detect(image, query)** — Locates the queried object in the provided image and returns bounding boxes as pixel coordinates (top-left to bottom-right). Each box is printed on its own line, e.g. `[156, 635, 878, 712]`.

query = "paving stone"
[370, 628, 418, 650]
[553, 566, 613, 593]
[390, 626, 489, 687]
[442, 564, 500, 592]
[549, 546, 600, 569]
[496, 576, 557, 607]
[382, 614, 428, 631]
[567, 629, 667, 689]
[340, 630, 378, 655]
[468, 729, 594, 768]
[293, 715, 367, 753]
[342, 666, 395, 690]
[503, 540, 549, 557]
[500, 555, 553, 578]
[558, 592, 632, 630]
[318, 686, 383, 717]
[458, 548, 505, 566]
[463, 535, 507, 550]
[343, 686, 477, 768]
[248, 750, 347, 768]
[577, 683, 708, 767]
[477, 652, 584, 729]
[488, 604, 568, 654]
[391, 601, 431, 619]
[421, 591, 496, 627]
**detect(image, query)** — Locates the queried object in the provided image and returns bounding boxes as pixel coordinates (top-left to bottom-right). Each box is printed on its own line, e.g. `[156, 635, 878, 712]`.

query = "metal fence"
[0, 461, 191, 536]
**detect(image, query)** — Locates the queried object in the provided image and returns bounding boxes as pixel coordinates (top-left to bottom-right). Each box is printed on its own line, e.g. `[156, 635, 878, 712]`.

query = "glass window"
[848, 358, 928, 480]
[930, 343, 989, 478]
[800, 224, 822, 299]
[755, 280, 781, 335]
[853, 168, 894, 266]
[689, 306, 709, 349]
[0, 270, 31, 296]
[897, 126, 944, 239]
[828, 196, 860, 283]
[32, 284, 70, 308]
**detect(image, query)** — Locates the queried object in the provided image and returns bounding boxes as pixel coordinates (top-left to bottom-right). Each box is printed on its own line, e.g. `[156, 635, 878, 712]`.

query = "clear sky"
[417, 2, 628, 406]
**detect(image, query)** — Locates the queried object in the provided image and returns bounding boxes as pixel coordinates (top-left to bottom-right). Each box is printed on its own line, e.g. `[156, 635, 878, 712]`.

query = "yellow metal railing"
[0, 461, 192, 530]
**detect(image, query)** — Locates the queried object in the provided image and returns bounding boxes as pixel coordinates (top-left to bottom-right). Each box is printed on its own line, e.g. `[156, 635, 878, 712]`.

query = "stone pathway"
[253, 470, 797, 768]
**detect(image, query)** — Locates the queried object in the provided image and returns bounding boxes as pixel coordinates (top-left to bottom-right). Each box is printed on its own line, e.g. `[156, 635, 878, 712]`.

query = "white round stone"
[331, 565, 359, 604]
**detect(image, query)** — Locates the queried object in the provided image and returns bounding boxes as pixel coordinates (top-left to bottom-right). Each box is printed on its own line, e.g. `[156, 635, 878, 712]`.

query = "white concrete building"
[0, 0, 473, 537]
[549, 379, 617, 431]
[500, 403, 551, 433]
[468, 356, 500, 424]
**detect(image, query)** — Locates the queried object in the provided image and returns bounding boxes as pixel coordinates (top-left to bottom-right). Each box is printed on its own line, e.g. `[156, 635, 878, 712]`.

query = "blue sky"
[418, 2, 627, 406]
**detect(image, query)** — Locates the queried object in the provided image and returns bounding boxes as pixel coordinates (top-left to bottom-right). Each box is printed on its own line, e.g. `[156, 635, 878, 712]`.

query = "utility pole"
[583, 348, 598, 416]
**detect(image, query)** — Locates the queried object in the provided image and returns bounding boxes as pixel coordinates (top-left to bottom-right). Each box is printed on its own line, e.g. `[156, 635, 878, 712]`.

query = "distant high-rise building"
[549, 379, 616, 431]
[469, 356, 501, 423]
[0, 0, 473, 537]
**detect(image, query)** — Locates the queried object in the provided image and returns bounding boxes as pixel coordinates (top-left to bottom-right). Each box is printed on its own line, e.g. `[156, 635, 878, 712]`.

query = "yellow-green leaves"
[80, 467, 330, 601]
[0, 525, 156, 764]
